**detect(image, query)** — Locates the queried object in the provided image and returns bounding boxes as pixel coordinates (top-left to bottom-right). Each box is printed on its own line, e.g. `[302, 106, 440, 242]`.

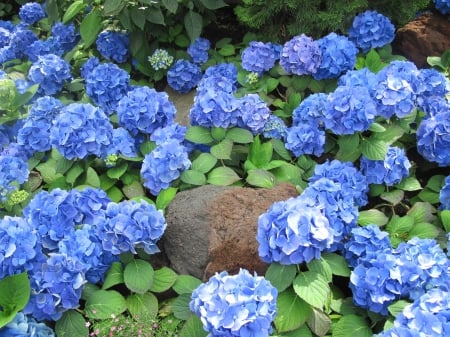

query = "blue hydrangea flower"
[0, 312, 55, 337]
[203, 62, 238, 83]
[85, 62, 130, 114]
[417, 109, 450, 167]
[338, 67, 378, 91]
[117, 86, 176, 136]
[107, 127, 137, 158]
[360, 146, 411, 186]
[17, 118, 54, 153]
[344, 224, 391, 268]
[190, 269, 278, 337]
[309, 160, 369, 207]
[29, 96, 63, 120]
[279, 34, 322, 76]
[19, 2, 46, 25]
[148, 48, 174, 70]
[141, 139, 191, 196]
[0, 216, 44, 279]
[50, 103, 114, 160]
[187, 37, 210, 65]
[257, 195, 334, 265]
[313, 33, 357, 80]
[150, 123, 187, 145]
[241, 41, 278, 74]
[0, 27, 11, 48]
[434, 0, 450, 14]
[26, 38, 64, 62]
[285, 124, 325, 157]
[416, 68, 449, 107]
[28, 54, 72, 95]
[80, 56, 100, 79]
[51, 22, 80, 52]
[0, 142, 34, 161]
[236, 93, 271, 134]
[417, 96, 450, 118]
[292, 92, 327, 127]
[97, 199, 167, 255]
[8, 26, 38, 60]
[96, 30, 129, 63]
[0, 155, 29, 203]
[440, 175, 450, 210]
[167, 59, 202, 94]
[72, 187, 111, 225]
[262, 115, 287, 140]
[323, 85, 376, 135]
[348, 10, 395, 53]
[376, 326, 421, 337]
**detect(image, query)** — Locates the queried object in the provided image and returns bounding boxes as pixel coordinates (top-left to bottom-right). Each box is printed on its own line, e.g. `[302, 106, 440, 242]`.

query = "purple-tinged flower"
[236, 93, 271, 134]
[28, 54, 72, 96]
[85, 62, 130, 114]
[257, 195, 334, 265]
[323, 85, 376, 135]
[285, 124, 325, 157]
[0, 312, 55, 336]
[434, 0, 450, 14]
[148, 48, 173, 70]
[348, 10, 395, 53]
[97, 199, 167, 255]
[190, 269, 278, 337]
[241, 41, 278, 74]
[117, 86, 175, 136]
[313, 33, 357, 80]
[150, 123, 187, 145]
[51, 22, 80, 52]
[80, 56, 100, 79]
[262, 115, 287, 140]
[187, 37, 210, 65]
[360, 146, 411, 186]
[292, 92, 327, 127]
[141, 139, 191, 196]
[96, 30, 129, 63]
[50, 103, 114, 160]
[0, 155, 29, 203]
[167, 59, 202, 94]
[279, 34, 321, 76]
[416, 109, 450, 167]
[440, 175, 450, 210]
[19, 2, 46, 25]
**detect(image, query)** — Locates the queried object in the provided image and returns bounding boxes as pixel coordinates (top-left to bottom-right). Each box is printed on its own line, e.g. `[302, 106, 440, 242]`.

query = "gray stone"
[165, 85, 195, 126]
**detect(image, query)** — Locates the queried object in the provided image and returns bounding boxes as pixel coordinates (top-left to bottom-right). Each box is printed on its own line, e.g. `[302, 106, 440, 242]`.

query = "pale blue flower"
[187, 37, 210, 65]
[236, 93, 271, 134]
[242, 41, 278, 74]
[0, 312, 55, 337]
[279, 34, 321, 76]
[28, 54, 72, 95]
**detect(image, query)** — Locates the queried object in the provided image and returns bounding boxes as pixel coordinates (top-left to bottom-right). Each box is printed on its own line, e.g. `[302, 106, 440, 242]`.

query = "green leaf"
[65, 162, 84, 184]
[246, 169, 276, 188]
[62, 0, 85, 23]
[306, 308, 331, 337]
[80, 9, 102, 48]
[386, 215, 415, 236]
[265, 78, 279, 93]
[181, 170, 207, 186]
[211, 127, 227, 141]
[210, 138, 233, 160]
[102, 262, 124, 290]
[124, 259, 154, 294]
[103, 0, 125, 16]
[265, 263, 297, 292]
[107, 162, 128, 179]
[272, 163, 303, 185]
[146, 7, 165, 25]
[307, 258, 332, 283]
[441, 210, 450, 232]
[12, 84, 39, 108]
[368, 122, 386, 133]
[184, 11, 202, 42]
[408, 222, 440, 240]
[275, 288, 312, 333]
[358, 209, 389, 226]
[127, 292, 158, 320]
[131, 7, 146, 30]
[107, 185, 124, 202]
[372, 124, 405, 144]
[199, 0, 228, 9]
[55, 310, 88, 337]
[156, 187, 178, 210]
[185, 126, 214, 144]
[249, 136, 273, 168]
[173, 275, 202, 294]
[388, 300, 411, 317]
[150, 267, 178, 293]
[332, 315, 372, 337]
[418, 189, 440, 204]
[191, 153, 217, 173]
[226, 128, 254, 144]
[85, 167, 100, 187]
[426, 175, 445, 192]
[293, 271, 330, 309]
[179, 314, 208, 337]
[172, 293, 192, 320]
[271, 138, 292, 161]
[407, 202, 436, 223]
[396, 177, 421, 191]
[207, 167, 241, 186]
[365, 49, 383, 73]
[336, 134, 361, 162]
[122, 180, 145, 199]
[0, 272, 30, 327]
[162, 0, 178, 14]
[361, 138, 388, 160]
[85, 290, 127, 319]
[321, 253, 351, 277]
[218, 44, 235, 56]
[380, 189, 405, 205]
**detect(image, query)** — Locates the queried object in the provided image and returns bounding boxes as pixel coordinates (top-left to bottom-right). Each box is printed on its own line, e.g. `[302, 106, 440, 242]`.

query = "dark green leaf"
[103, 0, 125, 16]
[184, 11, 202, 42]
[131, 7, 146, 30]
[275, 288, 312, 333]
[62, 0, 85, 23]
[122, 180, 145, 199]
[211, 127, 227, 141]
[425, 175, 445, 192]
[179, 314, 208, 337]
[0, 272, 30, 325]
[306, 308, 331, 337]
[146, 7, 165, 25]
[102, 262, 124, 290]
[84, 290, 127, 319]
[199, 0, 228, 9]
[107, 163, 128, 179]
[336, 134, 361, 162]
[332, 315, 372, 337]
[80, 9, 102, 48]
[440, 210, 450, 232]
[162, 0, 178, 13]
[65, 162, 84, 184]
[271, 163, 303, 186]
[172, 293, 192, 320]
[380, 189, 404, 205]
[271, 138, 292, 161]
[55, 310, 88, 337]
[124, 259, 154, 294]
[218, 44, 235, 56]
[85, 167, 100, 187]
[12, 84, 39, 108]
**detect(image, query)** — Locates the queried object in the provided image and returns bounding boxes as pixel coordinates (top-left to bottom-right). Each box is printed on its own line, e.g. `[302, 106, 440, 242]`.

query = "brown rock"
[393, 12, 450, 68]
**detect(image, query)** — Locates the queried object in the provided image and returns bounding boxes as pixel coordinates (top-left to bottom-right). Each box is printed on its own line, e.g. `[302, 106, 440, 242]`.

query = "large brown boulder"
[162, 183, 299, 280]
[393, 12, 450, 68]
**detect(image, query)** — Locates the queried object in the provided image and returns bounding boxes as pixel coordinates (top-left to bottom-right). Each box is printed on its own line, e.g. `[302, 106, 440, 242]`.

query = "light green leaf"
[156, 187, 178, 210]
[210, 138, 233, 160]
[246, 169, 276, 188]
[122, 180, 145, 199]
[272, 163, 303, 185]
[173, 275, 202, 294]
[107, 185, 124, 202]
[361, 138, 388, 160]
[380, 189, 405, 205]
[172, 293, 192, 320]
[306, 308, 331, 337]
[185, 126, 214, 144]
[372, 124, 405, 144]
[12, 83, 39, 108]
[321, 253, 351, 277]
[307, 258, 332, 283]
[184, 11, 202, 42]
[332, 315, 372, 337]
[191, 153, 217, 173]
[266, 78, 279, 93]
[407, 202, 436, 223]
[102, 262, 124, 290]
[426, 175, 445, 192]
[418, 189, 440, 204]
[80, 9, 102, 48]
[293, 271, 330, 309]
[275, 288, 312, 333]
[207, 167, 241, 186]
[408, 222, 440, 240]
[271, 138, 292, 161]
[85, 290, 127, 319]
[249, 136, 273, 168]
[358, 209, 389, 226]
[127, 292, 158, 320]
[107, 163, 128, 179]
[218, 44, 235, 56]
[55, 310, 88, 337]
[179, 314, 208, 337]
[0, 272, 30, 327]
[124, 259, 154, 294]
[85, 167, 100, 187]
[365, 49, 383, 73]
[65, 162, 84, 184]
[211, 127, 227, 141]
[386, 215, 415, 236]
[62, 0, 85, 23]
[150, 267, 178, 293]
[396, 177, 421, 191]
[226, 128, 254, 144]
[265, 263, 297, 292]
[388, 300, 411, 317]
[441, 210, 450, 232]
[181, 170, 207, 186]
[368, 122, 386, 133]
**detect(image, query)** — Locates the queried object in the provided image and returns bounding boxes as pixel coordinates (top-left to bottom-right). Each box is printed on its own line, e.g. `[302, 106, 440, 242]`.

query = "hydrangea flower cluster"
[80, 56, 100, 79]
[262, 115, 287, 140]
[279, 34, 321, 76]
[0, 25, 38, 62]
[108, 127, 137, 159]
[241, 41, 279, 74]
[148, 48, 174, 70]
[348, 10, 395, 52]
[19, 2, 46, 25]
[167, 59, 202, 93]
[190, 269, 278, 337]
[360, 146, 411, 186]
[0, 312, 55, 336]
[187, 37, 210, 65]
[96, 30, 129, 63]
[434, 0, 450, 14]
[150, 123, 187, 145]
[257, 195, 334, 264]
[285, 124, 325, 157]
[85, 62, 130, 114]
[51, 22, 80, 53]
[440, 175, 450, 210]
[236, 93, 271, 134]
[416, 68, 449, 109]
[117, 86, 176, 136]
[27, 54, 72, 96]
[141, 138, 191, 195]
[0, 155, 29, 203]
[292, 92, 327, 127]
[50, 103, 114, 160]
[26, 38, 64, 62]
[97, 199, 167, 255]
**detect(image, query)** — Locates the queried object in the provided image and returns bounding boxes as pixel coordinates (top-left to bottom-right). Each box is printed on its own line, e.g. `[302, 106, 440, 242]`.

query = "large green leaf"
[181, 170, 207, 186]
[85, 290, 127, 319]
[408, 222, 440, 240]
[156, 187, 178, 210]
[103, 0, 125, 16]
[55, 310, 89, 337]
[306, 308, 331, 337]
[146, 7, 165, 25]
[249, 136, 273, 168]
[207, 167, 241, 186]
[0, 272, 30, 328]
[62, 0, 85, 23]
[80, 8, 102, 48]
[275, 289, 312, 333]
[332, 315, 372, 337]
[184, 11, 202, 42]
[172, 293, 192, 320]
[150, 267, 178, 293]
[265, 263, 297, 292]
[321, 253, 351, 277]
[210, 138, 233, 160]
[102, 262, 124, 290]
[124, 259, 154, 294]
[226, 127, 254, 144]
[191, 153, 217, 173]
[246, 169, 276, 188]
[185, 126, 214, 144]
[336, 134, 361, 162]
[179, 314, 208, 337]
[307, 258, 332, 282]
[358, 209, 389, 226]
[293, 271, 330, 309]
[162, 0, 178, 13]
[173, 275, 202, 294]
[361, 138, 388, 160]
[127, 292, 158, 320]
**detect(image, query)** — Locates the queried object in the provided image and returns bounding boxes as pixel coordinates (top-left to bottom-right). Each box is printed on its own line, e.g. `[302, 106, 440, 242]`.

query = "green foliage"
[0, 273, 30, 328]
